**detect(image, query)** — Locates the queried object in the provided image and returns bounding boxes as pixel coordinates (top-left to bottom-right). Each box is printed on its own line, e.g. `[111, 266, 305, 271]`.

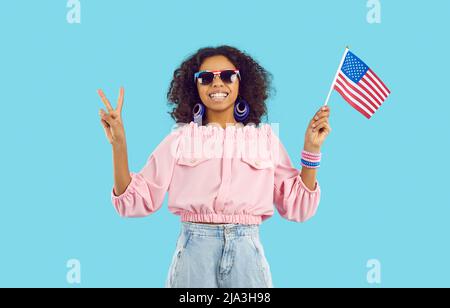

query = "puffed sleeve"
[110, 129, 181, 218]
[271, 130, 321, 223]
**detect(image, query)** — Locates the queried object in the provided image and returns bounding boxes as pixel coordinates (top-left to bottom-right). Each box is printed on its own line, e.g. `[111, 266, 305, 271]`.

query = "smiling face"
[196, 55, 240, 116]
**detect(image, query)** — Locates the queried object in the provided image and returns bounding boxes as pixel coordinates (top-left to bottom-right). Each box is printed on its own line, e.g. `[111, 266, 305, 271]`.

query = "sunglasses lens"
[196, 70, 239, 85]
[198, 72, 214, 85]
[220, 70, 237, 83]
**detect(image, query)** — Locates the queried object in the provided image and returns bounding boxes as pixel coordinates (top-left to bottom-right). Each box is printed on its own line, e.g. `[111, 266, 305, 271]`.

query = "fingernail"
[315, 116, 319, 120]
[98, 89, 103, 96]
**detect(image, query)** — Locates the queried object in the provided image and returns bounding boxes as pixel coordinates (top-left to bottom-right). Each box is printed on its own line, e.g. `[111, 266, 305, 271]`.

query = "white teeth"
[209, 93, 228, 98]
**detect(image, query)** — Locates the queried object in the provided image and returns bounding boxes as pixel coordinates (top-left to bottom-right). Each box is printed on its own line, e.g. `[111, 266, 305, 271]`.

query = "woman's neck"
[206, 107, 237, 129]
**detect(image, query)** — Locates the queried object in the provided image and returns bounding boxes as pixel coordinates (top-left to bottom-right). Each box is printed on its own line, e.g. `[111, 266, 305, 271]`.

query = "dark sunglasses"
[194, 70, 241, 85]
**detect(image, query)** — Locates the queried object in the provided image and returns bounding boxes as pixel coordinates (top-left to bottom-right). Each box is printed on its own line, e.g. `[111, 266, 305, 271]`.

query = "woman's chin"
[205, 99, 234, 111]
[208, 97, 228, 104]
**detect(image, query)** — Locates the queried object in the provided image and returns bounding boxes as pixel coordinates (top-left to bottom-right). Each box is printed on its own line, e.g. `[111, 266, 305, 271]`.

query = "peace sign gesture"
[98, 87, 126, 145]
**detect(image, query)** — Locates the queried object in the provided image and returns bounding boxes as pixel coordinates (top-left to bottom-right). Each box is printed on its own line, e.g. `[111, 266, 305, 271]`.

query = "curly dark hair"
[167, 45, 273, 126]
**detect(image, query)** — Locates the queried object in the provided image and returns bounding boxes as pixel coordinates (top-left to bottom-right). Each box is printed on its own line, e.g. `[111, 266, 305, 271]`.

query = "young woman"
[98, 45, 331, 288]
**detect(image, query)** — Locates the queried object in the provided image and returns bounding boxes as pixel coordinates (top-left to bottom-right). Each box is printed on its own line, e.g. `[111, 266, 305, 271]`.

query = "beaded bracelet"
[301, 150, 321, 169]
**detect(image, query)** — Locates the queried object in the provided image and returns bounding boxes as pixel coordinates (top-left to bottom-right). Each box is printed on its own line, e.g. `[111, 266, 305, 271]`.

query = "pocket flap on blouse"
[176, 155, 211, 167]
[241, 155, 274, 170]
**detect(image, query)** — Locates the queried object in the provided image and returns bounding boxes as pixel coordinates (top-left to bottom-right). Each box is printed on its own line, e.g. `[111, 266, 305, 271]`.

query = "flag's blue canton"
[341, 51, 369, 83]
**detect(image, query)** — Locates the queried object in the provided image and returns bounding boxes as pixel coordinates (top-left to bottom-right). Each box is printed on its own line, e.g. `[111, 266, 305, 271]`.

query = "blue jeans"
[165, 222, 274, 288]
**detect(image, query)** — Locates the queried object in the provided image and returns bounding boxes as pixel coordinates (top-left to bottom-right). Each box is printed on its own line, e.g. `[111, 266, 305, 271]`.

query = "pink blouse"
[111, 121, 321, 224]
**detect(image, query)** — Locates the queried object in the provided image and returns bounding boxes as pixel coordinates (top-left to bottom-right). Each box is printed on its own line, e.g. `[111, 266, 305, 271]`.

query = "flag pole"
[324, 46, 350, 106]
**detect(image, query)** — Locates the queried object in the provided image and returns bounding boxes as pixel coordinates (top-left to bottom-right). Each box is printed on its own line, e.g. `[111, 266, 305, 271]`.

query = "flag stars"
[342, 52, 370, 83]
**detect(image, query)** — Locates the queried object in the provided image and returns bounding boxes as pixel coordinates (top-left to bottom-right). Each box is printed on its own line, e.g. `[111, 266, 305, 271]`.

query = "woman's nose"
[211, 75, 225, 87]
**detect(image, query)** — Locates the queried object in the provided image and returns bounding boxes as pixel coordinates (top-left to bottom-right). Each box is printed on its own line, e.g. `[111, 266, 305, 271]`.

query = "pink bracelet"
[301, 149, 321, 168]
[301, 150, 321, 161]
[302, 154, 321, 162]
[302, 150, 321, 157]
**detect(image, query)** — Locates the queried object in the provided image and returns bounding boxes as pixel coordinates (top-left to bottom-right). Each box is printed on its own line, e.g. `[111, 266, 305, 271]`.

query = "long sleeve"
[111, 130, 181, 218]
[271, 131, 321, 223]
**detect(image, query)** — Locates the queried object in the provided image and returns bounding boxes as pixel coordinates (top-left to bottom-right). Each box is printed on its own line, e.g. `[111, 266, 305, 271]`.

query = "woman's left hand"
[304, 105, 332, 152]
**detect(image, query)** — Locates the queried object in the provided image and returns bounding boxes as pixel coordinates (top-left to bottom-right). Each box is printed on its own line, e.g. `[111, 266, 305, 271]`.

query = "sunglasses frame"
[194, 69, 241, 85]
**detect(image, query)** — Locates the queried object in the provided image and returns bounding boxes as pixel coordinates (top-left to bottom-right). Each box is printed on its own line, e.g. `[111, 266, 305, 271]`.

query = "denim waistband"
[181, 221, 259, 238]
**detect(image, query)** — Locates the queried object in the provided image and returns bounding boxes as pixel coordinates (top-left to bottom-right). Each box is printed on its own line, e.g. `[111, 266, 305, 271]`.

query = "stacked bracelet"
[301, 150, 321, 169]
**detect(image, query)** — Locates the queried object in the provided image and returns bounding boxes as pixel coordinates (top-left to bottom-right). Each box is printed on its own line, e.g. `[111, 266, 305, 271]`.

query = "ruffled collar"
[176, 121, 273, 138]
[173, 121, 276, 160]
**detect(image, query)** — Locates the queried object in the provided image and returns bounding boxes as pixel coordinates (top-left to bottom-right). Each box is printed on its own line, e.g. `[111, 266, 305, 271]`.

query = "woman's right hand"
[98, 87, 126, 145]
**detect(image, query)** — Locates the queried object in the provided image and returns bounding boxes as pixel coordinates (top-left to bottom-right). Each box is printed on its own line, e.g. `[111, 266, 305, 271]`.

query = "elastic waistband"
[181, 212, 262, 225]
[181, 221, 259, 238]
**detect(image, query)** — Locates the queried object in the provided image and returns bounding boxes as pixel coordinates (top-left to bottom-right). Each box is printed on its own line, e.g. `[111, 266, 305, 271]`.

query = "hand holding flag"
[304, 105, 331, 153]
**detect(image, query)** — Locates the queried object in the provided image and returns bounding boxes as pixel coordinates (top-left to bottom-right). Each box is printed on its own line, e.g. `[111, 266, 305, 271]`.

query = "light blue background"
[1, 0, 449, 287]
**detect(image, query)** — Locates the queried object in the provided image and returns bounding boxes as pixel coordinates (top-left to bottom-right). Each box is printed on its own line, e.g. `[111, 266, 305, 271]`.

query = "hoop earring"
[234, 97, 250, 122]
[193, 102, 205, 125]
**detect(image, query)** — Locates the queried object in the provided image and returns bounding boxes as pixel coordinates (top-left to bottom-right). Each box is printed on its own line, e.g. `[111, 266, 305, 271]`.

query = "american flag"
[333, 50, 391, 119]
